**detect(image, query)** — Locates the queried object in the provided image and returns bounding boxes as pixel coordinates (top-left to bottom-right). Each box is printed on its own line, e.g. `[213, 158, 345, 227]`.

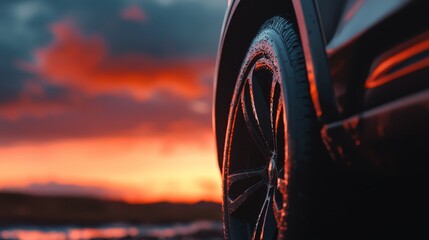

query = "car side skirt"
[323, 89, 429, 175]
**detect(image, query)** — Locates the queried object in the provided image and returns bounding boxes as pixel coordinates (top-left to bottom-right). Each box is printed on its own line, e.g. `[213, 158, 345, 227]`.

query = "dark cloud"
[121, 4, 148, 22]
[0, 182, 123, 200]
[0, 59, 26, 103]
[0, 0, 226, 58]
[109, 0, 226, 57]
[0, 91, 212, 145]
[0, 0, 225, 145]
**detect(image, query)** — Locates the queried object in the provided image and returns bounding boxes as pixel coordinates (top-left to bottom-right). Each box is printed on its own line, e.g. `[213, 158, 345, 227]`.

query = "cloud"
[87, 0, 225, 57]
[121, 4, 147, 22]
[22, 20, 213, 100]
[0, 182, 124, 200]
[0, 92, 212, 145]
[0, 1, 222, 145]
[153, 0, 226, 8]
[9, 1, 52, 23]
[0, 80, 74, 120]
[0, 0, 226, 105]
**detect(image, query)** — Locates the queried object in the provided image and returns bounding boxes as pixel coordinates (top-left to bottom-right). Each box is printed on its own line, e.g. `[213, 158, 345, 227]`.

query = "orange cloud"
[24, 20, 213, 100]
[121, 4, 147, 22]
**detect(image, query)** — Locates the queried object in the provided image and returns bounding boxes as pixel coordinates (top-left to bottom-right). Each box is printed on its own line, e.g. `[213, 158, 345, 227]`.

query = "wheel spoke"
[274, 99, 284, 139]
[270, 80, 280, 140]
[252, 189, 276, 240]
[228, 180, 265, 214]
[262, 203, 277, 240]
[227, 167, 266, 188]
[249, 74, 274, 150]
[277, 177, 287, 195]
[241, 83, 271, 158]
[273, 166, 287, 216]
[273, 190, 284, 224]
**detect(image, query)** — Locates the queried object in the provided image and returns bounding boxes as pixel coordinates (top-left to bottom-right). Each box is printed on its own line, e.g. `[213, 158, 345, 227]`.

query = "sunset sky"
[0, 0, 227, 203]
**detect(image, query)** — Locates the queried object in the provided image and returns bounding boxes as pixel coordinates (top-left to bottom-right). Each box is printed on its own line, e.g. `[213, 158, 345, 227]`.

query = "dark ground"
[0, 192, 222, 226]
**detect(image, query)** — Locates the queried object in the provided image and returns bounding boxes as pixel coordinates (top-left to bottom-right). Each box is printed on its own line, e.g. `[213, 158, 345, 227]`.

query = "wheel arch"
[214, 0, 296, 170]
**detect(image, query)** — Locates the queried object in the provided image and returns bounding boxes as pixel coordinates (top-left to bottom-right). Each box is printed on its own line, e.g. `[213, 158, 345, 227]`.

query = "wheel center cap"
[268, 154, 277, 187]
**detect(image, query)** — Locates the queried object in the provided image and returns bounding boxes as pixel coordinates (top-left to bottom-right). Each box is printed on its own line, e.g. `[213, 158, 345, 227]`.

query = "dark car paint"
[323, 0, 411, 53]
[323, 0, 429, 171]
[325, 89, 429, 174]
[214, 0, 429, 172]
[326, 0, 429, 115]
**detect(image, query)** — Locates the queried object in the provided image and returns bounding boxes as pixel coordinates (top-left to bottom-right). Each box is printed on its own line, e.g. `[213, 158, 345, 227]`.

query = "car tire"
[222, 16, 331, 239]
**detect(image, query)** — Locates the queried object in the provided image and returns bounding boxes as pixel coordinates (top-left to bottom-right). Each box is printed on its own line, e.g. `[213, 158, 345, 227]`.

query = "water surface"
[0, 221, 223, 240]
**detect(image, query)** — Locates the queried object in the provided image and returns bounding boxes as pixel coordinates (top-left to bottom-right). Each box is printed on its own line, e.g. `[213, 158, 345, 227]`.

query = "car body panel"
[324, 0, 411, 55]
[324, 89, 429, 174]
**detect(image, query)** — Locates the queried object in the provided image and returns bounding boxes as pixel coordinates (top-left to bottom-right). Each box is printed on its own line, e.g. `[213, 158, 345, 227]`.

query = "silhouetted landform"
[0, 192, 222, 226]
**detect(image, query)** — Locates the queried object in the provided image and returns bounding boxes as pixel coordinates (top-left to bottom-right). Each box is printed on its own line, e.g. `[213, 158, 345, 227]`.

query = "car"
[213, 0, 429, 239]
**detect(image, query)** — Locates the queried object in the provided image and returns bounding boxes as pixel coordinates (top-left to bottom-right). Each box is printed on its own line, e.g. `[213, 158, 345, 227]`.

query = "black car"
[213, 0, 429, 239]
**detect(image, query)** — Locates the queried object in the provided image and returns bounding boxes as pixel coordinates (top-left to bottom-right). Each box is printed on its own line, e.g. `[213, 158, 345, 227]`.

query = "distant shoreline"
[0, 192, 222, 227]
